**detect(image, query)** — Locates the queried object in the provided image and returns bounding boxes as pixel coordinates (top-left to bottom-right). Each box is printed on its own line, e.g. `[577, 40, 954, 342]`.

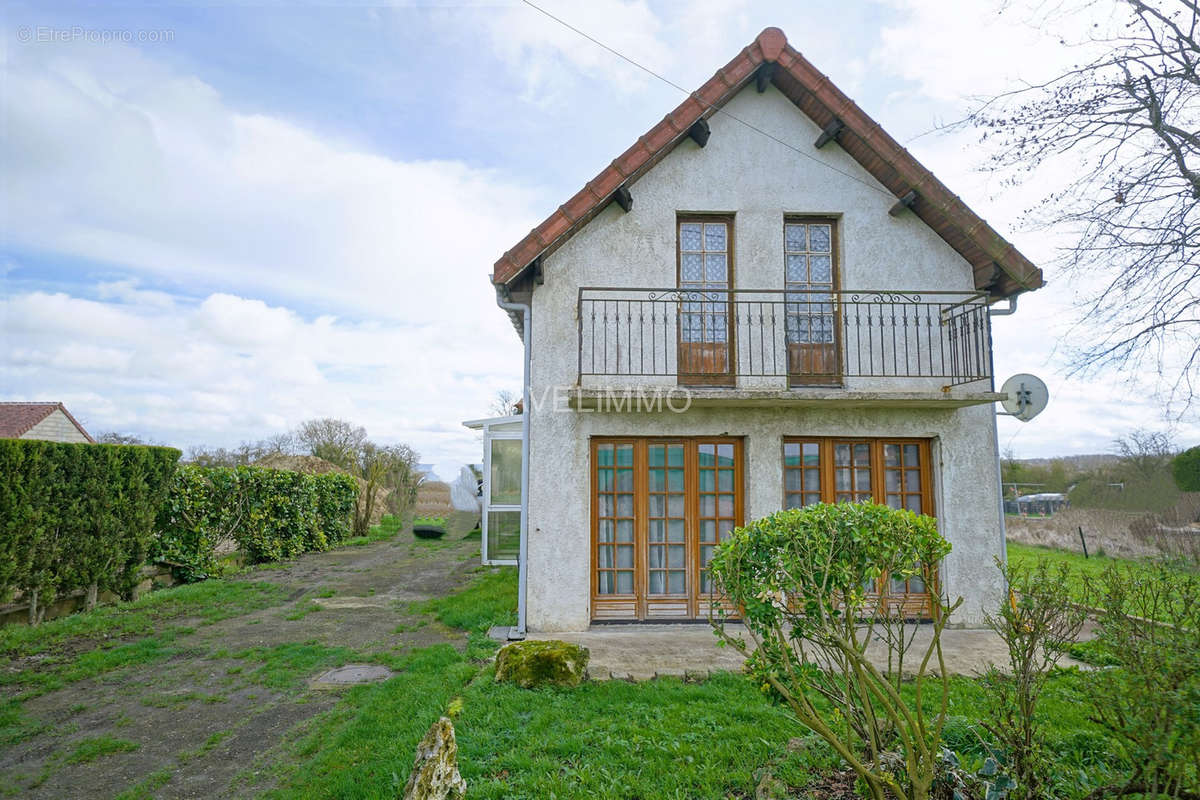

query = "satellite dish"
[999, 373, 1049, 422]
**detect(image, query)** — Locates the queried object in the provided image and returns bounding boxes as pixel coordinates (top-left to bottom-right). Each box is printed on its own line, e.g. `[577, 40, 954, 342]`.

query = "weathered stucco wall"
[522, 82, 1005, 630]
[525, 403, 1003, 630]
[22, 410, 91, 444]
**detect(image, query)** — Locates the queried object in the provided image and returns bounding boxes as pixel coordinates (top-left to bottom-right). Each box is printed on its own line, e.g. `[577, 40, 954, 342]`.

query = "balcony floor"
[569, 386, 1005, 410]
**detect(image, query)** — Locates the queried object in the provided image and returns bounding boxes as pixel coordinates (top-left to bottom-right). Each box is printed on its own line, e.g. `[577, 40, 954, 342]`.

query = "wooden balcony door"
[592, 437, 743, 621]
[678, 216, 735, 386]
[784, 218, 841, 385]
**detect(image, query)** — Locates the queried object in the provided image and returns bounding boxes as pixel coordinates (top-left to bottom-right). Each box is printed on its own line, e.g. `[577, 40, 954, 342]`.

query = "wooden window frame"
[781, 437, 938, 618]
[783, 215, 842, 387]
[677, 214, 736, 387]
[591, 436, 744, 621]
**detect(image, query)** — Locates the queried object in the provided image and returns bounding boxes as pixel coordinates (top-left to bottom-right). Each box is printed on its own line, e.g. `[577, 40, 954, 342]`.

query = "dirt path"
[0, 513, 482, 799]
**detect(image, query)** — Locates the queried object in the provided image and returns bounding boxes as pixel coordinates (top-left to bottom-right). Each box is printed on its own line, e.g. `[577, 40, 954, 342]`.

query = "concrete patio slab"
[500, 623, 1091, 681]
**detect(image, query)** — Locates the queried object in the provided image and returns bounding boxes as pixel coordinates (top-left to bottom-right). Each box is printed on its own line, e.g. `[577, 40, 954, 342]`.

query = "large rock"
[494, 639, 589, 688]
[401, 717, 466, 800]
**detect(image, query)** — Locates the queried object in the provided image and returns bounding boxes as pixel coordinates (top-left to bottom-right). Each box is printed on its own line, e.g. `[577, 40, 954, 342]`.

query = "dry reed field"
[1006, 505, 1199, 561]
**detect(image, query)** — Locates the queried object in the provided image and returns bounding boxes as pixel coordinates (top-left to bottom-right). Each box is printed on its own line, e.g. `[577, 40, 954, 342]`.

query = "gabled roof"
[0, 401, 95, 443]
[493, 27, 1042, 298]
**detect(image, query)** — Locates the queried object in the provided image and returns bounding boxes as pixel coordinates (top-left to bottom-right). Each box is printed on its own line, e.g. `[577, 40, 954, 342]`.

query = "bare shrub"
[979, 557, 1090, 799]
[1082, 561, 1200, 799]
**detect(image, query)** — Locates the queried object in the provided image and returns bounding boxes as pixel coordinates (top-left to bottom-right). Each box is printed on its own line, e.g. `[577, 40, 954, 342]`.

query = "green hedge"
[155, 465, 358, 582]
[0, 440, 181, 621]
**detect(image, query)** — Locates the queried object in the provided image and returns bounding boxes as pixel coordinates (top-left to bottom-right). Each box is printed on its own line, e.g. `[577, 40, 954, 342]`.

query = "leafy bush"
[1172, 445, 1200, 492]
[156, 465, 357, 580]
[314, 471, 356, 545]
[709, 503, 956, 800]
[237, 467, 316, 562]
[154, 466, 242, 582]
[0, 440, 180, 622]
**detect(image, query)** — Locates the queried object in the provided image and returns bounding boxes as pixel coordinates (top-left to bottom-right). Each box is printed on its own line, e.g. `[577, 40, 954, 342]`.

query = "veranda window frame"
[482, 424, 523, 566]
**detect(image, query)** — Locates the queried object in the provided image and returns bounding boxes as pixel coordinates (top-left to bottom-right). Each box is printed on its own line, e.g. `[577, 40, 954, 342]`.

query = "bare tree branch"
[962, 0, 1200, 409]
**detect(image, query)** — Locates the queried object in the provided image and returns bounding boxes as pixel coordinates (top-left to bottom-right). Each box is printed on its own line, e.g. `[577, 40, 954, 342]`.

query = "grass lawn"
[0, 579, 288, 699]
[1007, 540, 1196, 614]
[0, 529, 1169, 798]
[1007, 540, 1163, 588]
[271, 562, 1137, 800]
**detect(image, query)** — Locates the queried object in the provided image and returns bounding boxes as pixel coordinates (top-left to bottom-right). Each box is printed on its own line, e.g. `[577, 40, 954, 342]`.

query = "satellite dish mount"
[998, 373, 1049, 422]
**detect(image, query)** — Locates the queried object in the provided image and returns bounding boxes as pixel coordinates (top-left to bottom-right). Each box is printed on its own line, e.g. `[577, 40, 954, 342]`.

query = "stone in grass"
[401, 717, 466, 800]
[494, 639, 589, 688]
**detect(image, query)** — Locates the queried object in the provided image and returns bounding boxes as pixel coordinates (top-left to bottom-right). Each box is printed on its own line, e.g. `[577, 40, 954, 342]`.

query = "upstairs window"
[678, 217, 731, 344]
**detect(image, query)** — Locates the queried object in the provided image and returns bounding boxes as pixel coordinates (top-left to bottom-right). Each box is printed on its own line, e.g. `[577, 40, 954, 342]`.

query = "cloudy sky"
[3, 0, 1197, 477]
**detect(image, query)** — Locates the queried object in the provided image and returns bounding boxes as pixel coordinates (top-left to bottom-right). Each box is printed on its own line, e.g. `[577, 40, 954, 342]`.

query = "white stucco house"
[467, 28, 1043, 634]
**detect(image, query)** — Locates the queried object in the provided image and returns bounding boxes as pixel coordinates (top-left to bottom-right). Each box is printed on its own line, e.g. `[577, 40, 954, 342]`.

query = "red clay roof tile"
[589, 169, 624, 200]
[756, 26, 787, 61]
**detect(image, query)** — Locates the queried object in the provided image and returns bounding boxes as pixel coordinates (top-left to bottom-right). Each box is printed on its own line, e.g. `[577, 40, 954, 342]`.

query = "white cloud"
[0, 35, 540, 473]
[452, 0, 671, 100]
[0, 286, 512, 472]
[2, 34, 543, 330]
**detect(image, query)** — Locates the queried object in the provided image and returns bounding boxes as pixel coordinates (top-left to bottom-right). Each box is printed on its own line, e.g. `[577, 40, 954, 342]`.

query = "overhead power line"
[518, 0, 896, 199]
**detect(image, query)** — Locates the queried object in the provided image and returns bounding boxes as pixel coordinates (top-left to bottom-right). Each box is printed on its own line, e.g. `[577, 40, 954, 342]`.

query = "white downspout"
[496, 285, 530, 639]
[988, 294, 1018, 566]
[988, 295, 1018, 317]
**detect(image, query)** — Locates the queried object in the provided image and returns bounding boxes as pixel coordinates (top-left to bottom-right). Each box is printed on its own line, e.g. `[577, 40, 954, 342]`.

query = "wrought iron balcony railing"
[577, 287, 993, 387]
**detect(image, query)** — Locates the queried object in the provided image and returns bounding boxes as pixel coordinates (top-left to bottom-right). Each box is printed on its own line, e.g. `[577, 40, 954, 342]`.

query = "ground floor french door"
[591, 437, 743, 621]
[783, 437, 938, 617]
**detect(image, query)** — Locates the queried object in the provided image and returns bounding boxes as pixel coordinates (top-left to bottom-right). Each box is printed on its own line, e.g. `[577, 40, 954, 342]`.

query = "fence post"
[1078, 526, 1089, 559]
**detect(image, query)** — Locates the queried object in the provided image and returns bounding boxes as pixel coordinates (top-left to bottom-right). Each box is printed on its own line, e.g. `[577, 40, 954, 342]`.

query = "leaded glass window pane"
[785, 223, 806, 251]
[809, 224, 831, 252]
[704, 222, 726, 251]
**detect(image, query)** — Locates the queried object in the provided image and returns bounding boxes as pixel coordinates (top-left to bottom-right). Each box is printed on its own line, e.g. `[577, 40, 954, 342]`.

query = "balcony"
[575, 287, 997, 407]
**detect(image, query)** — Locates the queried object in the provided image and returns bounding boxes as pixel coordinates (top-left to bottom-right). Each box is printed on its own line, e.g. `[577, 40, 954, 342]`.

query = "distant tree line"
[1003, 428, 1198, 519]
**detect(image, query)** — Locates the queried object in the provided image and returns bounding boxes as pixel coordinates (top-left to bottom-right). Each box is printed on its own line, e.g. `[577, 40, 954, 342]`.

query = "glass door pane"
[486, 510, 520, 562]
[784, 220, 839, 383]
[882, 442, 924, 513]
[484, 435, 522, 566]
[783, 440, 822, 508]
[595, 442, 636, 595]
[698, 442, 737, 594]
[833, 441, 873, 503]
[646, 443, 686, 596]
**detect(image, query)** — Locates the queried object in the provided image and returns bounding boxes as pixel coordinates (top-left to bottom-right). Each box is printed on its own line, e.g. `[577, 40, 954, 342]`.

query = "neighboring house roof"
[493, 27, 1043, 298]
[0, 401, 96, 443]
